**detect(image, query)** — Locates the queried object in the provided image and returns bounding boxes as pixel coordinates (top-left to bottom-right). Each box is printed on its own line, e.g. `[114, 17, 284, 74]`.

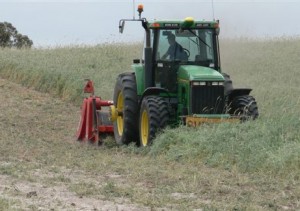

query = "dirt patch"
[0, 78, 150, 210]
[0, 174, 149, 210]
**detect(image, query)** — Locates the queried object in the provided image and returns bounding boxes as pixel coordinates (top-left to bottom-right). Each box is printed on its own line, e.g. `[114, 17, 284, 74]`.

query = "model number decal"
[164, 23, 179, 27]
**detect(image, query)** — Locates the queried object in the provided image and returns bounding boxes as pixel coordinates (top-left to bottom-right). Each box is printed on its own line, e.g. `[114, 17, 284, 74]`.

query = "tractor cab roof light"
[214, 22, 219, 28]
[215, 20, 220, 35]
[137, 4, 144, 19]
[181, 17, 194, 28]
[151, 22, 160, 28]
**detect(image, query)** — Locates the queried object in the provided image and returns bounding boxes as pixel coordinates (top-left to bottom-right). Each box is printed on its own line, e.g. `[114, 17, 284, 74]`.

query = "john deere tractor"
[108, 5, 259, 146]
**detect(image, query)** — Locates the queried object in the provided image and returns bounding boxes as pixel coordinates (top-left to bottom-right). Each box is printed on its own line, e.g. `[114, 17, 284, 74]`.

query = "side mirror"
[119, 20, 125, 33]
[216, 27, 220, 35]
[216, 20, 220, 35]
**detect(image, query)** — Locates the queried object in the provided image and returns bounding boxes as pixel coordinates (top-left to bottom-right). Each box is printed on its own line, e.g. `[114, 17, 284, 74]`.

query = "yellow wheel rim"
[116, 92, 124, 136]
[141, 110, 149, 146]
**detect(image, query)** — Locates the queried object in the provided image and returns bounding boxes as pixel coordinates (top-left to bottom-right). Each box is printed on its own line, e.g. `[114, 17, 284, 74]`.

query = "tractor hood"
[178, 65, 224, 81]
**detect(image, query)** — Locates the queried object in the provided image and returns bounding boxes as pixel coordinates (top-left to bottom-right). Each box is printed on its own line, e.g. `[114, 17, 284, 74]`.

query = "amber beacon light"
[137, 4, 144, 19]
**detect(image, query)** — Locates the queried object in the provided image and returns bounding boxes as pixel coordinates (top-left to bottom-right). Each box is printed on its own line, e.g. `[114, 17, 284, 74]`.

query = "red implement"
[76, 80, 114, 145]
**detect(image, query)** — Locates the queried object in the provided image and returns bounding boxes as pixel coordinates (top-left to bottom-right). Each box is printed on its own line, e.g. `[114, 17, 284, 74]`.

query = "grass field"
[0, 38, 299, 210]
[0, 43, 141, 104]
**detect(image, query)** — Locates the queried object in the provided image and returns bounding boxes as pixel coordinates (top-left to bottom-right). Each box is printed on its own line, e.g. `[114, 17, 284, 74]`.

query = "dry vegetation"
[0, 38, 299, 210]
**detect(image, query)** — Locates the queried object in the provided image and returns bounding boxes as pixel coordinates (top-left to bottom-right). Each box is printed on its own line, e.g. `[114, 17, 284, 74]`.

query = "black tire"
[230, 95, 259, 120]
[113, 73, 139, 145]
[139, 96, 170, 146]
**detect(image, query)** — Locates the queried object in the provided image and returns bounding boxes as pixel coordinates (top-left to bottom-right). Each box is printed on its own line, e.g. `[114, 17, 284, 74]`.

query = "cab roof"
[147, 19, 219, 29]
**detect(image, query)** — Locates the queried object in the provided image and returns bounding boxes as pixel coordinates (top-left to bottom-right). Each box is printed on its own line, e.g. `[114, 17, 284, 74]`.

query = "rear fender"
[228, 88, 252, 102]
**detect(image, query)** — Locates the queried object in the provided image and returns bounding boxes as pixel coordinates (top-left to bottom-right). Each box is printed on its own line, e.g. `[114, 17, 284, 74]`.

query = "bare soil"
[0, 78, 149, 210]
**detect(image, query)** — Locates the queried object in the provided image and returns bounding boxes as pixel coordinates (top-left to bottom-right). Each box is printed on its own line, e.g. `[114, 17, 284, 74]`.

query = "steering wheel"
[183, 48, 190, 58]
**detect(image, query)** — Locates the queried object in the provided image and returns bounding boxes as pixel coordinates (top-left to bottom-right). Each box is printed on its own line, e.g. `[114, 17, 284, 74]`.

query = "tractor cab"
[154, 28, 218, 67]
[147, 21, 221, 93]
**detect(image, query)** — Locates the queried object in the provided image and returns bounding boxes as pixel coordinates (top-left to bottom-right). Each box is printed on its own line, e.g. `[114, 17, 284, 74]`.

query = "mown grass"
[0, 197, 18, 211]
[0, 38, 300, 209]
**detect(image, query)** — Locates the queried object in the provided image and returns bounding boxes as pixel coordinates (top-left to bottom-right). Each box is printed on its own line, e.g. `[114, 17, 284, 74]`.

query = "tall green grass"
[151, 38, 300, 176]
[0, 38, 299, 177]
[152, 117, 300, 176]
[0, 43, 142, 104]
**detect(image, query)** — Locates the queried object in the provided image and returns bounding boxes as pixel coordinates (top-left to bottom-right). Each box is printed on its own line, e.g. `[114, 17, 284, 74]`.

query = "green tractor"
[110, 5, 259, 146]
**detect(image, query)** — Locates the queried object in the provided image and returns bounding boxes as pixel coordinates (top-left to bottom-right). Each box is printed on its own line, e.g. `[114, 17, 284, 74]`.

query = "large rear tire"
[113, 73, 139, 145]
[231, 95, 259, 120]
[139, 96, 170, 147]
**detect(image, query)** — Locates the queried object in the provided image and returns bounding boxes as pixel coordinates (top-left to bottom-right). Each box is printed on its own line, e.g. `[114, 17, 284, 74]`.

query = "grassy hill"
[0, 38, 299, 209]
[0, 43, 142, 104]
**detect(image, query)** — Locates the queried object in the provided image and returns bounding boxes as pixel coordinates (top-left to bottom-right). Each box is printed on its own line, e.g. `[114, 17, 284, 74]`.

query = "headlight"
[192, 81, 224, 86]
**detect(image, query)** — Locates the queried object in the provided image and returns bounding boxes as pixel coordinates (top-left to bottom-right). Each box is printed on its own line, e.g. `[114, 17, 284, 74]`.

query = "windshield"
[155, 28, 216, 67]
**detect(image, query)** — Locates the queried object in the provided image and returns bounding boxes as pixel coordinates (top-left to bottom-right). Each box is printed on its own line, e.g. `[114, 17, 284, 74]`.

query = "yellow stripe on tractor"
[185, 116, 239, 127]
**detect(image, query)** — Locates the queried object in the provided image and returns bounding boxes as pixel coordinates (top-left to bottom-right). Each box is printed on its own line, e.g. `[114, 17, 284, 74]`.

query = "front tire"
[113, 73, 139, 144]
[139, 96, 170, 146]
[230, 95, 259, 120]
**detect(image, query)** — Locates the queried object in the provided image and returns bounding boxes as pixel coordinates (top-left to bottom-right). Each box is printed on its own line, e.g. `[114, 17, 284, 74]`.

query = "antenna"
[211, 0, 215, 20]
[133, 0, 136, 20]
